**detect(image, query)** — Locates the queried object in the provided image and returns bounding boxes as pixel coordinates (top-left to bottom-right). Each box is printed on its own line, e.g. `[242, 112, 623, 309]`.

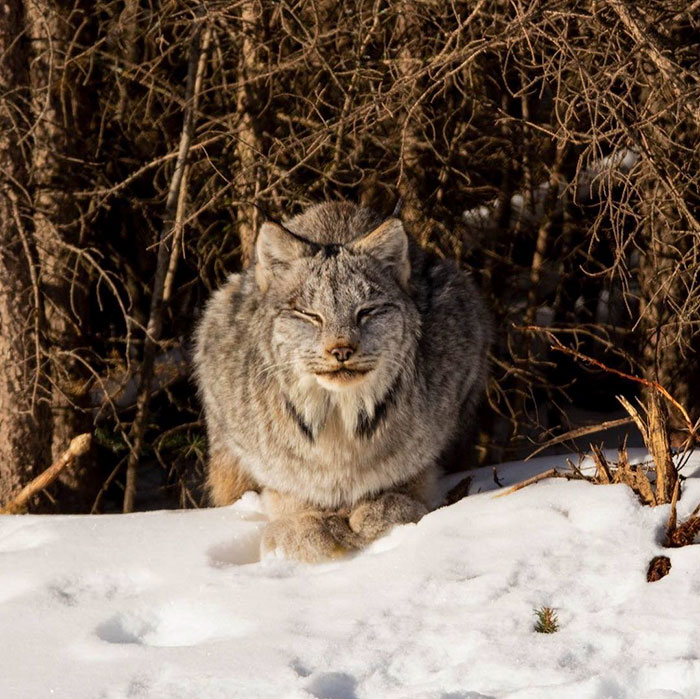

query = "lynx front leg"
[260, 489, 364, 563]
[261, 511, 365, 563]
[349, 492, 428, 543]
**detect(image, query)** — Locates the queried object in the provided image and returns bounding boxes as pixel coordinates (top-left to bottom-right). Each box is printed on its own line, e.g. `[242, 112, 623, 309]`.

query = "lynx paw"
[260, 512, 363, 563]
[349, 493, 428, 542]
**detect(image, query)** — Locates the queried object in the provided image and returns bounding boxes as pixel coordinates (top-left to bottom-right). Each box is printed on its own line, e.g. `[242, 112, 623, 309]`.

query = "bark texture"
[25, 0, 97, 509]
[0, 0, 52, 504]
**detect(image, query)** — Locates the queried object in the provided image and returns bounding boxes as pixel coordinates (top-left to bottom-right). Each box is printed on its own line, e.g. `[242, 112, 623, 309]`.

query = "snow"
[2, 451, 700, 699]
[462, 148, 639, 235]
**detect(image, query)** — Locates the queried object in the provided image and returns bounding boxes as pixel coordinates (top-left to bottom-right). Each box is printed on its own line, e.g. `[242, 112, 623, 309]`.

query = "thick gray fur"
[194, 201, 490, 561]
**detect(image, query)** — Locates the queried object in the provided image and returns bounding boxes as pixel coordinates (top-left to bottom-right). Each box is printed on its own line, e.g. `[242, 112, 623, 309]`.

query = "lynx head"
[254, 205, 420, 394]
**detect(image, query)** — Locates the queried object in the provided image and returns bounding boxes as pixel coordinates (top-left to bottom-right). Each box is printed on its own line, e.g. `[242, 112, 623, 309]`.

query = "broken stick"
[0, 433, 92, 514]
[492, 468, 559, 498]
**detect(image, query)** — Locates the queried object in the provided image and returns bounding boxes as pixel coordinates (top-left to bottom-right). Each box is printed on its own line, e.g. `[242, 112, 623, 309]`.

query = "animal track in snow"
[96, 599, 251, 647]
[306, 671, 358, 699]
[48, 570, 157, 606]
[290, 658, 312, 678]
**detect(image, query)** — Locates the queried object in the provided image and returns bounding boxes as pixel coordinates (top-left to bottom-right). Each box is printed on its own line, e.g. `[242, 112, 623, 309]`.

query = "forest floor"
[1, 450, 699, 698]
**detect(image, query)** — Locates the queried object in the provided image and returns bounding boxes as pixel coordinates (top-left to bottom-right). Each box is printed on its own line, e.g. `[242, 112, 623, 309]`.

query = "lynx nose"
[328, 344, 355, 363]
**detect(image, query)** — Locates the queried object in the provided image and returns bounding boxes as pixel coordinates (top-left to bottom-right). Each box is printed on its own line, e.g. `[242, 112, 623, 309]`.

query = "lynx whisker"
[252, 360, 300, 383]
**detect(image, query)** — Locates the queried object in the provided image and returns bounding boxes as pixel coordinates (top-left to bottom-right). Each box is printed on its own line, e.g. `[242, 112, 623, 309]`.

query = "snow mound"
[2, 453, 700, 698]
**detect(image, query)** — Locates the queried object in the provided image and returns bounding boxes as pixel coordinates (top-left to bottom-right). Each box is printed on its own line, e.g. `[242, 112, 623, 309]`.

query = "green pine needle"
[533, 606, 559, 633]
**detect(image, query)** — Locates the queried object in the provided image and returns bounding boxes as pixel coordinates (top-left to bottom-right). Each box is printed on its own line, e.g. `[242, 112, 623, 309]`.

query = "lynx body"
[194, 202, 489, 561]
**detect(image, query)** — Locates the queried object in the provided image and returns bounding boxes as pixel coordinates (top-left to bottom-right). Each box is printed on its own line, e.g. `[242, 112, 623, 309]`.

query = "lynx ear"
[255, 221, 311, 291]
[349, 218, 410, 289]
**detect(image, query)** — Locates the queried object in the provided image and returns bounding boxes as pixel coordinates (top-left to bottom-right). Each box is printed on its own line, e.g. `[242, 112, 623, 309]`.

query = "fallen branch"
[0, 434, 92, 514]
[566, 457, 591, 481]
[526, 417, 634, 460]
[493, 468, 559, 498]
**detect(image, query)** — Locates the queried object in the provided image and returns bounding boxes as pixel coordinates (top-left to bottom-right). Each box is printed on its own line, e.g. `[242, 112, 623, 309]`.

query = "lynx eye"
[356, 305, 383, 323]
[292, 308, 323, 325]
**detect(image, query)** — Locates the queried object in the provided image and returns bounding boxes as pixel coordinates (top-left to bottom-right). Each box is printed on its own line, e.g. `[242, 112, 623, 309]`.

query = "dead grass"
[667, 518, 700, 548]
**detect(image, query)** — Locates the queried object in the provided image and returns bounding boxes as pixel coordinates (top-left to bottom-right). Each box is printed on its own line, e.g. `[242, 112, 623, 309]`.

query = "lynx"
[194, 202, 490, 562]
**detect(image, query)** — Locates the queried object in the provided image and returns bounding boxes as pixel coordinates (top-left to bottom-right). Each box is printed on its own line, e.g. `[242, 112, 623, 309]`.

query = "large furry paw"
[260, 512, 363, 563]
[349, 493, 428, 542]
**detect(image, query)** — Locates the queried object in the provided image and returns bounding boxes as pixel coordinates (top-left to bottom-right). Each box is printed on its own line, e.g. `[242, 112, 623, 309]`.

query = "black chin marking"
[321, 243, 341, 258]
[356, 375, 403, 439]
[284, 397, 315, 442]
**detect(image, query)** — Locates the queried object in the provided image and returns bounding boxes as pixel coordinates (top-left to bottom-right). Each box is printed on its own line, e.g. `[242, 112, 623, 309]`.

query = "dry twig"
[526, 417, 634, 460]
[0, 434, 92, 514]
[590, 445, 613, 485]
[492, 468, 560, 498]
[549, 337, 694, 438]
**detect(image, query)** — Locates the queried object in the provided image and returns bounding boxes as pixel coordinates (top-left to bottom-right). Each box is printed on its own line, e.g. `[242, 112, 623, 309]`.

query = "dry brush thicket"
[0, 0, 698, 512]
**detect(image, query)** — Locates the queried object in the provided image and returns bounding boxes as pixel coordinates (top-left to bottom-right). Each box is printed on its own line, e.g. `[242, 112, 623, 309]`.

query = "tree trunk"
[637, 192, 699, 441]
[235, 0, 264, 267]
[25, 0, 97, 510]
[0, 0, 52, 505]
